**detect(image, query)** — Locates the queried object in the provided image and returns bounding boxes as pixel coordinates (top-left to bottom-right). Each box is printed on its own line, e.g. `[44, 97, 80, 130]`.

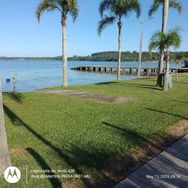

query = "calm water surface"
[0, 60, 182, 92]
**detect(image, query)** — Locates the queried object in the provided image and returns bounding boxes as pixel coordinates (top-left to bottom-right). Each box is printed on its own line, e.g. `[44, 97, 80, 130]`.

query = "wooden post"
[147, 69, 150, 76]
[144, 69, 147, 75]
[129, 68, 132, 75]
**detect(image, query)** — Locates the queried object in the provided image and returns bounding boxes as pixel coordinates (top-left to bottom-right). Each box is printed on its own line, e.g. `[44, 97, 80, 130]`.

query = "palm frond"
[149, 31, 165, 52]
[166, 27, 181, 49]
[99, 0, 114, 17]
[112, 0, 141, 18]
[36, 0, 79, 22]
[149, 28, 181, 52]
[36, 0, 58, 22]
[169, 0, 182, 14]
[148, 0, 162, 17]
[149, 41, 159, 53]
[97, 16, 116, 36]
[127, 0, 141, 18]
[68, 0, 79, 22]
[148, 0, 182, 17]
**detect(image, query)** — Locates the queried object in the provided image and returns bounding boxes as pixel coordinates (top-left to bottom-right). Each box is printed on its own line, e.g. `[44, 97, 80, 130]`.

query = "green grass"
[1, 74, 188, 187]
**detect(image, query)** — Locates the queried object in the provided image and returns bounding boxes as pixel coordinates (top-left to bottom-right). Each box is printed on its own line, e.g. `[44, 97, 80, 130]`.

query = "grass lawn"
[1, 74, 188, 188]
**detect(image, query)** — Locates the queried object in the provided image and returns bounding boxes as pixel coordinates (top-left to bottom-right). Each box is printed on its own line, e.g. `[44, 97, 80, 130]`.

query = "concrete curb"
[0, 78, 11, 176]
[114, 134, 188, 188]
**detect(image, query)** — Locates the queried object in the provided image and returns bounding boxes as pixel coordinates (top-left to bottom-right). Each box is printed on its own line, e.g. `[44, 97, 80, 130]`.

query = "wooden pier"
[71, 66, 188, 76]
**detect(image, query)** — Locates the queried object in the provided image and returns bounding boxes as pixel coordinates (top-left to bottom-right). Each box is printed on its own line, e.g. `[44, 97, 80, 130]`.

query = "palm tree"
[98, 0, 141, 80]
[149, 0, 182, 81]
[149, 28, 181, 91]
[36, 0, 79, 87]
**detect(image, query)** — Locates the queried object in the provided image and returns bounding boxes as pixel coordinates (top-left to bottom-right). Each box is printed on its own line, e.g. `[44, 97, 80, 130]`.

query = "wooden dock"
[71, 66, 188, 76]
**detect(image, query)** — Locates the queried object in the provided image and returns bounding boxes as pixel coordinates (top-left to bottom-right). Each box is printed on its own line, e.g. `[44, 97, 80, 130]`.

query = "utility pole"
[137, 22, 144, 78]
[136, 18, 154, 78]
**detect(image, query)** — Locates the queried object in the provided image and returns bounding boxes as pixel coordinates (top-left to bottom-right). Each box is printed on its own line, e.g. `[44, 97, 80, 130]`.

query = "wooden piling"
[70, 66, 188, 75]
[146, 69, 150, 76]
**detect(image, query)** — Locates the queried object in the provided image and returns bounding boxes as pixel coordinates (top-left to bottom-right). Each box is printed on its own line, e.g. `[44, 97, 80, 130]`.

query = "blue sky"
[0, 0, 187, 57]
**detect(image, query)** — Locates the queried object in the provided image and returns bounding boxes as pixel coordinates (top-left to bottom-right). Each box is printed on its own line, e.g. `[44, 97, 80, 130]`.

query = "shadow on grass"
[5, 92, 24, 103]
[101, 122, 164, 151]
[95, 82, 161, 91]
[26, 147, 62, 188]
[3, 104, 113, 187]
[146, 108, 188, 120]
[4, 104, 187, 187]
[177, 82, 188, 85]
[95, 81, 119, 85]
[172, 100, 188, 105]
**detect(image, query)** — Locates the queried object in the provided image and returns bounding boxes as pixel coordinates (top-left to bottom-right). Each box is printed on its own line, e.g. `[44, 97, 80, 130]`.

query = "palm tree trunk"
[163, 51, 170, 91]
[157, 0, 169, 86]
[62, 15, 68, 87]
[159, 51, 164, 74]
[162, 0, 169, 33]
[160, 0, 169, 72]
[117, 18, 122, 80]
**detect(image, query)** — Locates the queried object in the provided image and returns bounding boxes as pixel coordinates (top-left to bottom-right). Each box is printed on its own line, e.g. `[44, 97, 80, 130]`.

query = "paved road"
[114, 134, 188, 188]
[0, 79, 11, 175]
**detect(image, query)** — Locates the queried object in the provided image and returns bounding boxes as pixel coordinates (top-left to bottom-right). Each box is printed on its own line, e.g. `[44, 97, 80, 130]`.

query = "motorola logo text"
[4, 166, 21, 183]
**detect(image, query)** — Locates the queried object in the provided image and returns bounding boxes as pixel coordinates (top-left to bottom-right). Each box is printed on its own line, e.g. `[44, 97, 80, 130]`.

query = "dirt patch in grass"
[63, 120, 188, 188]
[39, 90, 134, 104]
[9, 147, 28, 157]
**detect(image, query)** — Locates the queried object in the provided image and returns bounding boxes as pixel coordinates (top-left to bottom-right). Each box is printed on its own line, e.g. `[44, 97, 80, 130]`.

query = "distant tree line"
[67, 51, 188, 62]
[1, 51, 188, 62]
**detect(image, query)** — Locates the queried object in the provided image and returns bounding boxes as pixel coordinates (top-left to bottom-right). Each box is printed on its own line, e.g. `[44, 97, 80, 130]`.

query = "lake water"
[0, 60, 182, 92]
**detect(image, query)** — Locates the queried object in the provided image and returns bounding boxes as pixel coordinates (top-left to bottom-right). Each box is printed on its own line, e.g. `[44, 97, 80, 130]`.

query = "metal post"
[12, 76, 16, 92]
[137, 22, 144, 78]
[133, 17, 154, 78]
[176, 61, 180, 83]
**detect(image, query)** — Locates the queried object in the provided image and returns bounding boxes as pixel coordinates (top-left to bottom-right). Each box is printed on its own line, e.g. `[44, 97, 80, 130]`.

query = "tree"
[149, 28, 181, 91]
[98, 0, 141, 80]
[36, 0, 79, 87]
[149, 0, 182, 84]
